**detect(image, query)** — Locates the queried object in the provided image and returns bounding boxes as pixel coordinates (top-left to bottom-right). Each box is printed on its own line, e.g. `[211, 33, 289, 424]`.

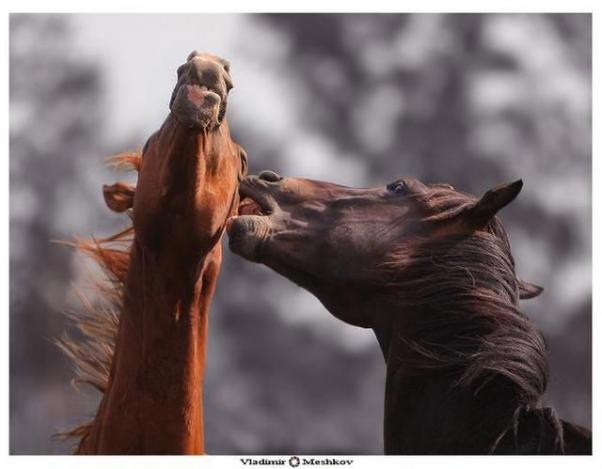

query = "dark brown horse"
[58, 52, 247, 454]
[227, 172, 591, 454]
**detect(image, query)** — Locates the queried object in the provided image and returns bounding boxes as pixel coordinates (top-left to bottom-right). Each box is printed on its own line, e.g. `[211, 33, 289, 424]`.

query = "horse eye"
[387, 181, 406, 195]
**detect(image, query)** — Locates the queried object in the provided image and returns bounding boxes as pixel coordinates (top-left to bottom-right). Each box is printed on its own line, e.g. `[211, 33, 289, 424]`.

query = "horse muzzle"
[170, 84, 223, 130]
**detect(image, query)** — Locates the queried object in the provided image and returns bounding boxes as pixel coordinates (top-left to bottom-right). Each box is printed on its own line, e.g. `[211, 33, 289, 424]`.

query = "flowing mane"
[380, 185, 560, 453]
[383, 186, 548, 401]
[56, 151, 140, 447]
[56, 52, 245, 454]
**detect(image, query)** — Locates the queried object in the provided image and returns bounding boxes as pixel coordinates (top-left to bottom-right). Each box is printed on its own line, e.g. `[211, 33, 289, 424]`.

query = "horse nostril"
[258, 170, 283, 183]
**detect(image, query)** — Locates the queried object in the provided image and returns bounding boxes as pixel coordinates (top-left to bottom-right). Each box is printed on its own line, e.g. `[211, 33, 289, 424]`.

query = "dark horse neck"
[373, 313, 511, 454]
[369, 233, 591, 454]
[375, 309, 585, 455]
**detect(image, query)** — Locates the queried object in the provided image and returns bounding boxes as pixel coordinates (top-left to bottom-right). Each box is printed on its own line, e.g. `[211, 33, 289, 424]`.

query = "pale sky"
[72, 14, 367, 183]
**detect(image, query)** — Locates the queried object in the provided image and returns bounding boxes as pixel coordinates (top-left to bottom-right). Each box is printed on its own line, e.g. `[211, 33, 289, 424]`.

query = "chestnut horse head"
[227, 173, 540, 328]
[169, 51, 233, 130]
[104, 51, 247, 256]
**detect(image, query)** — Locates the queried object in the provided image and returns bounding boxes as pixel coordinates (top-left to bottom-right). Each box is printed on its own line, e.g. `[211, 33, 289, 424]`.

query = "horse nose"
[195, 65, 219, 90]
[202, 92, 220, 108]
[258, 170, 283, 183]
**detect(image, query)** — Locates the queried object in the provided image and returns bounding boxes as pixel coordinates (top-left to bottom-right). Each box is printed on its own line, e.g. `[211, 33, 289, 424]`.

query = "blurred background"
[9, 13, 591, 454]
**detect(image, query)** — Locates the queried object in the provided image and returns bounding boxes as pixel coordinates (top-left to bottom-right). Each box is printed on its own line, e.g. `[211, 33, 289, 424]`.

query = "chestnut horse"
[58, 52, 247, 454]
[227, 172, 591, 454]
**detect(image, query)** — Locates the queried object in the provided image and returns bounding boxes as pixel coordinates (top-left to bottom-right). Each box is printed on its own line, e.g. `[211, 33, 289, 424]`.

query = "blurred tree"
[10, 14, 106, 453]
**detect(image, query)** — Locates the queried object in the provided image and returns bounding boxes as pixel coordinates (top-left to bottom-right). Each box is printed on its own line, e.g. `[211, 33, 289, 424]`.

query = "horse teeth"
[238, 197, 263, 216]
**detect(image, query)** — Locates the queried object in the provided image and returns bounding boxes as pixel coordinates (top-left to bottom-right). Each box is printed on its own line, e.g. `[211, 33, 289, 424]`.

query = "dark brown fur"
[228, 174, 592, 454]
[378, 186, 590, 454]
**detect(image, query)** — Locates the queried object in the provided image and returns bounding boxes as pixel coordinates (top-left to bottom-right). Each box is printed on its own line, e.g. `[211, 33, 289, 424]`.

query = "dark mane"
[378, 185, 566, 453]
[383, 230, 548, 404]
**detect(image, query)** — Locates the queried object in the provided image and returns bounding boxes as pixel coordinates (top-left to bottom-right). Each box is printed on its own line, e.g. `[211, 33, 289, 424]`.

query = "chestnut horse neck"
[60, 114, 243, 454]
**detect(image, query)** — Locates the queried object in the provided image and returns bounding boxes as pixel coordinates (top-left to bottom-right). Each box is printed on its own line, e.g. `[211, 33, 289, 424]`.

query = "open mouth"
[225, 188, 273, 236]
[237, 196, 265, 216]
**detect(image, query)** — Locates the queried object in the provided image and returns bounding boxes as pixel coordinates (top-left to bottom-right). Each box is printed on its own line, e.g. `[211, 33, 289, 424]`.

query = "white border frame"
[2, 2, 597, 468]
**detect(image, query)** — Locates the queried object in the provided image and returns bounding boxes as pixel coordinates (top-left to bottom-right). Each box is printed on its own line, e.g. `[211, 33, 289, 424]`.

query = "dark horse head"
[227, 173, 591, 455]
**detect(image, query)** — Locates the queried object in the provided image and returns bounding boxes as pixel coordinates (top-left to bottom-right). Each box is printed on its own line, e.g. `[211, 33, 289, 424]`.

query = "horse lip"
[239, 180, 276, 215]
[169, 83, 224, 129]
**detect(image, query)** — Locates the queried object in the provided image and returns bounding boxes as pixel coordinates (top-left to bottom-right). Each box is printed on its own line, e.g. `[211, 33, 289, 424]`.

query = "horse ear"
[103, 182, 135, 213]
[519, 280, 544, 299]
[238, 145, 248, 180]
[465, 180, 523, 227]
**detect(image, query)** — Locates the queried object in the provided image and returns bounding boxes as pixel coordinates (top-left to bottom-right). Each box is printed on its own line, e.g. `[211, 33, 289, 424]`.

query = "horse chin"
[264, 255, 324, 296]
[226, 215, 270, 262]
